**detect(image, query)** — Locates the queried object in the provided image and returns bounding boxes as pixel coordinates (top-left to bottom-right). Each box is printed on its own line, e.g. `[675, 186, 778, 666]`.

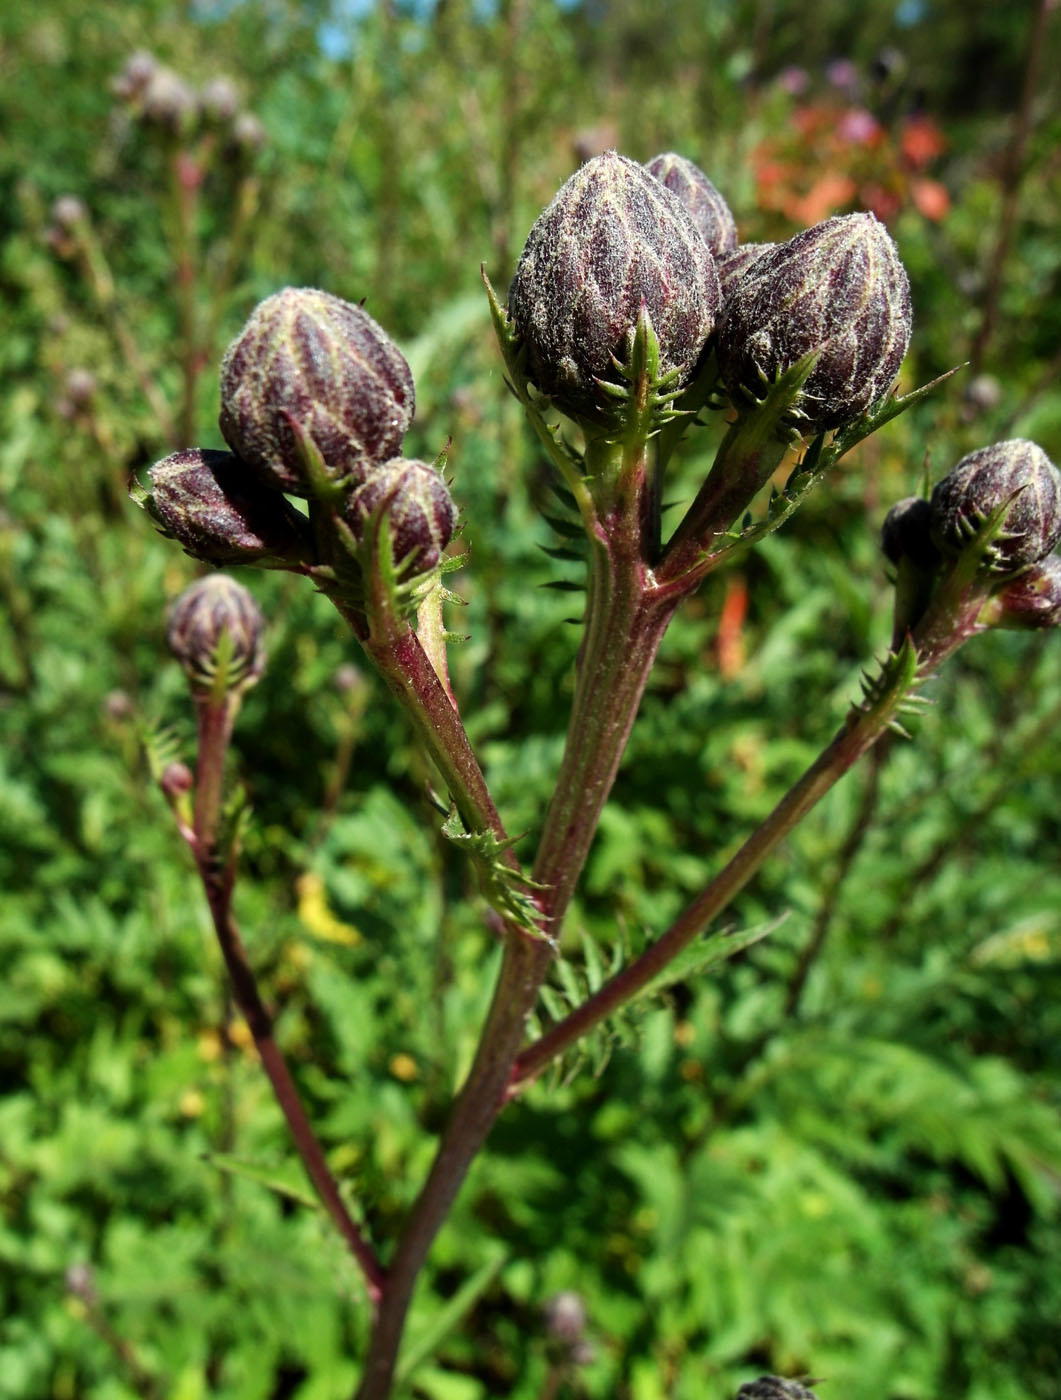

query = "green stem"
[188, 688, 385, 1303]
[511, 665, 911, 1090]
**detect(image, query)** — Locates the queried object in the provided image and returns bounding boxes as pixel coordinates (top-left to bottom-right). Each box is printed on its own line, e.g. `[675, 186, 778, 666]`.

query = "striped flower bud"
[735, 1379, 819, 1400]
[644, 152, 738, 258]
[219, 288, 414, 497]
[717, 243, 777, 303]
[929, 439, 1061, 573]
[345, 458, 457, 580]
[989, 554, 1061, 629]
[717, 212, 912, 433]
[141, 448, 313, 568]
[508, 151, 720, 423]
[167, 575, 265, 694]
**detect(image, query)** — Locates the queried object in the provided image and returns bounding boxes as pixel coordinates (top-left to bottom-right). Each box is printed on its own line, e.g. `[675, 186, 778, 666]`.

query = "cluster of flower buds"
[111, 50, 267, 156]
[138, 287, 458, 599]
[735, 1378, 819, 1400]
[507, 148, 913, 446]
[882, 439, 1061, 632]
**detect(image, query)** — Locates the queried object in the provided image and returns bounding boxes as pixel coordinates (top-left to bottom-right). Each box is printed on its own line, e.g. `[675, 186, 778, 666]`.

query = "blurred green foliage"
[2, 1, 1061, 1397]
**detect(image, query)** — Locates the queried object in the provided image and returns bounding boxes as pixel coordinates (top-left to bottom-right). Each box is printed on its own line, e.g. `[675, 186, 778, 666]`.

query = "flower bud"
[227, 112, 267, 157]
[219, 288, 415, 497]
[717, 243, 777, 303]
[717, 212, 912, 433]
[51, 195, 87, 231]
[644, 152, 738, 258]
[988, 554, 1061, 630]
[507, 151, 720, 422]
[142, 448, 313, 568]
[140, 67, 197, 132]
[200, 76, 240, 123]
[929, 439, 1061, 573]
[736, 1379, 819, 1400]
[113, 51, 158, 101]
[880, 495, 939, 570]
[345, 458, 457, 579]
[64, 368, 97, 408]
[167, 575, 265, 693]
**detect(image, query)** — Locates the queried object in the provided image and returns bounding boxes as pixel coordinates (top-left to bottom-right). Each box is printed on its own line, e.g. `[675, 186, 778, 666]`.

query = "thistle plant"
[131, 148, 1061, 1398]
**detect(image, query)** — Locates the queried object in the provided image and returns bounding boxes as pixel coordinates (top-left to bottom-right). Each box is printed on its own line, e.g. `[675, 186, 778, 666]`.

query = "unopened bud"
[929, 439, 1061, 573]
[167, 575, 265, 693]
[717, 212, 912, 433]
[881, 494, 939, 570]
[717, 243, 777, 302]
[140, 67, 197, 132]
[345, 458, 457, 579]
[160, 761, 195, 797]
[508, 151, 720, 422]
[65, 1263, 97, 1304]
[988, 554, 1061, 629]
[140, 448, 313, 568]
[113, 51, 158, 101]
[228, 111, 267, 156]
[51, 196, 87, 231]
[200, 76, 240, 122]
[543, 1291, 587, 1344]
[644, 152, 738, 258]
[219, 288, 415, 497]
[736, 1378, 819, 1400]
[64, 368, 97, 407]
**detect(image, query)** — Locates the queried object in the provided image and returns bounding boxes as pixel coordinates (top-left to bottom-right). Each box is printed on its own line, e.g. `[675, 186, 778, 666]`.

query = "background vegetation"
[2, 1, 1060, 1396]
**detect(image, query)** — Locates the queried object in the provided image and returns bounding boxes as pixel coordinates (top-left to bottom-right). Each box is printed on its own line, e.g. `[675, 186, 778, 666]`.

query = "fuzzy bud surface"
[345, 458, 457, 578]
[929, 439, 1061, 572]
[717, 243, 777, 302]
[717, 212, 912, 432]
[219, 288, 415, 496]
[167, 575, 265, 692]
[508, 151, 720, 422]
[990, 554, 1061, 629]
[644, 152, 738, 258]
[144, 448, 312, 567]
[735, 1379, 819, 1400]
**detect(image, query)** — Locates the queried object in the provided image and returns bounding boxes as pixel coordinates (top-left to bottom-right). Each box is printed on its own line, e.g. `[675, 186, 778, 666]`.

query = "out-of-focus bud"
[167, 575, 265, 693]
[140, 448, 314, 568]
[717, 243, 778, 303]
[507, 151, 720, 423]
[961, 373, 1002, 420]
[644, 152, 738, 258]
[543, 1291, 587, 1344]
[227, 111, 267, 157]
[200, 75, 240, 123]
[51, 195, 87, 231]
[988, 554, 1061, 630]
[65, 1263, 97, 1304]
[717, 212, 912, 433]
[333, 662, 364, 694]
[140, 66, 198, 132]
[880, 495, 939, 570]
[345, 458, 457, 579]
[160, 761, 195, 797]
[736, 1378, 819, 1400]
[113, 50, 158, 101]
[64, 368, 97, 408]
[103, 689, 134, 722]
[929, 439, 1061, 573]
[219, 288, 415, 497]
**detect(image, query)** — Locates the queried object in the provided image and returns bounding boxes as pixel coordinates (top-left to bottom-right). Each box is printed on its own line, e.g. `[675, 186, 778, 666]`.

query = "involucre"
[166, 574, 266, 693]
[219, 288, 415, 497]
[507, 152, 720, 423]
[717, 212, 912, 433]
[929, 439, 1061, 572]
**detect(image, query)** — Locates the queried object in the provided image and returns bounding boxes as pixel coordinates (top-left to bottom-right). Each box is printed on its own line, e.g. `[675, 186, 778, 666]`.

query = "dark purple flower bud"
[717, 212, 912, 433]
[644, 152, 738, 258]
[989, 554, 1061, 630]
[167, 575, 265, 693]
[736, 1378, 819, 1400]
[507, 151, 720, 423]
[345, 458, 457, 579]
[929, 439, 1061, 572]
[880, 495, 939, 569]
[141, 448, 313, 568]
[160, 761, 195, 797]
[717, 243, 778, 303]
[219, 288, 414, 497]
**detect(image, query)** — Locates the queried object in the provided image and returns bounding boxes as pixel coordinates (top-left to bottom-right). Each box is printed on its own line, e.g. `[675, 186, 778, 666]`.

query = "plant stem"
[354, 930, 550, 1399]
[189, 692, 385, 1304]
[510, 649, 923, 1090]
